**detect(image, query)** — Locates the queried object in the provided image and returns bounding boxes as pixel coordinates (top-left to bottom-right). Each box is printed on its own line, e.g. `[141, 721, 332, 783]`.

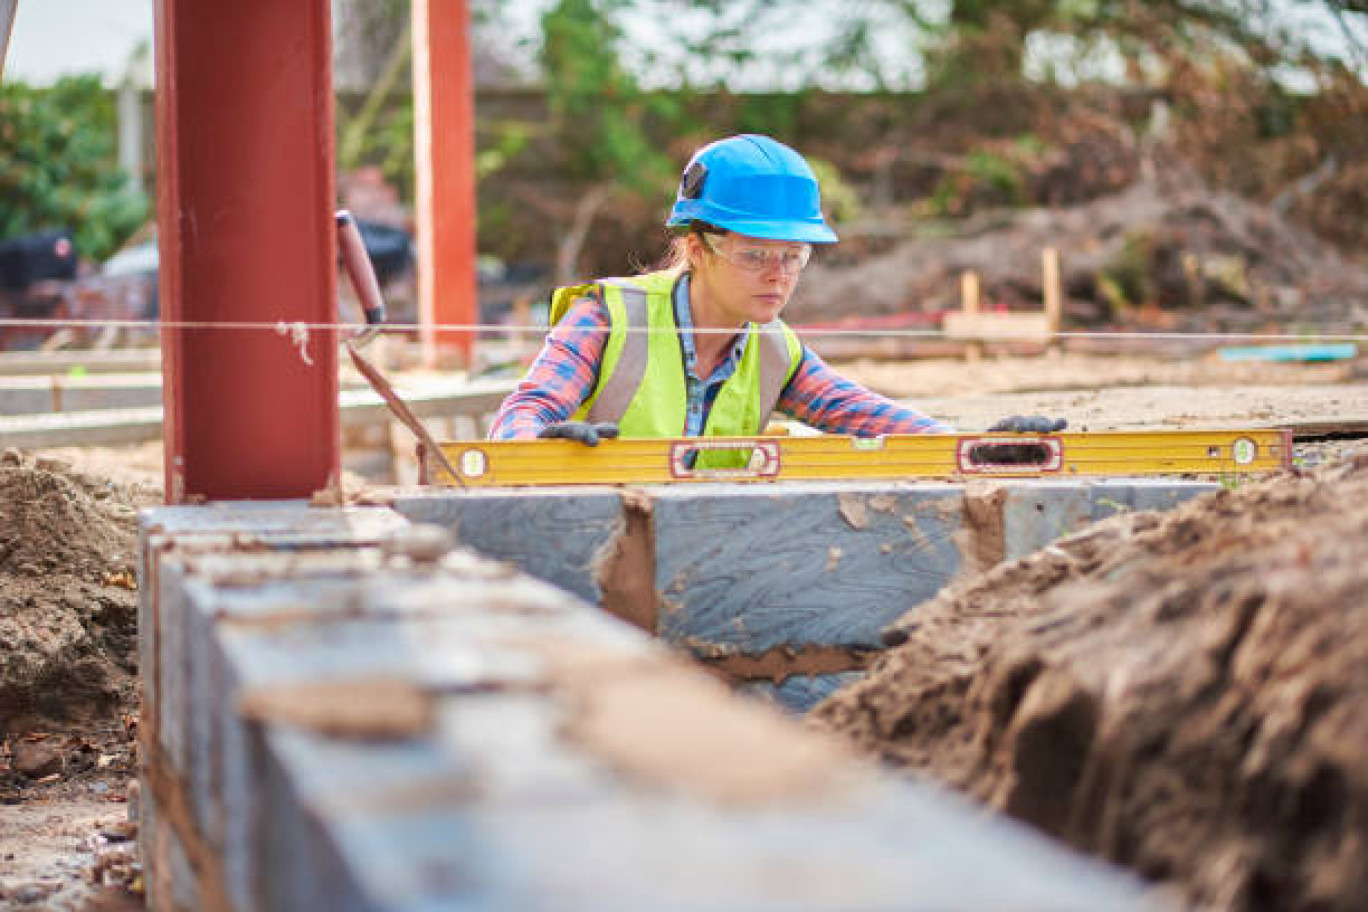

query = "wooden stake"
[1042, 247, 1062, 356]
[961, 270, 982, 362]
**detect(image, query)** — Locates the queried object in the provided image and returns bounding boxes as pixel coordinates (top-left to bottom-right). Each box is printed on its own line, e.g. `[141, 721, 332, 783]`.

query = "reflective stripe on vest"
[587, 282, 649, 425]
[549, 271, 803, 445]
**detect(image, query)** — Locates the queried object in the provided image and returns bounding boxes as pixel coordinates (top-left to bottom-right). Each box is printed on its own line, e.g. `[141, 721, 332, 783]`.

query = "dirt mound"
[0, 449, 145, 731]
[791, 169, 1368, 334]
[812, 447, 1368, 912]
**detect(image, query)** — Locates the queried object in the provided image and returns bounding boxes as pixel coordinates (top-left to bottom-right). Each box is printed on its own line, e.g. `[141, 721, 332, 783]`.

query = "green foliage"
[965, 149, 1026, 202]
[1099, 231, 1156, 312]
[539, 0, 675, 193]
[475, 122, 535, 180]
[806, 157, 863, 224]
[734, 92, 804, 140]
[0, 76, 149, 262]
[926, 145, 1029, 216]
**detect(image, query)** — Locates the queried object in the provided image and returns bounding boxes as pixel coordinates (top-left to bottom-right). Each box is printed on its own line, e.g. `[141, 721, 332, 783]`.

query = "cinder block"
[651, 484, 964, 653]
[141, 502, 1159, 912]
[1090, 479, 1219, 521]
[139, 502, 408, 735]
[1001, 481, 1094, 561]
[139, 784, 204, 912]
[391, 488, 624, 603]
[737, 672, 866, 715]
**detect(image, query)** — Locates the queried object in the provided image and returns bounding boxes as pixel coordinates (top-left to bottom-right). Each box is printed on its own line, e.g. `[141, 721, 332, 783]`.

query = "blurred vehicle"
[0, 230, 79, 289]
[0, 230, 82, 349]
[0, 220, 416, 351]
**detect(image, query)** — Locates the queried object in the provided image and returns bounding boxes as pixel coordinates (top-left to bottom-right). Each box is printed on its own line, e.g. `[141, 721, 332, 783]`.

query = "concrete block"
[139, 785, 204, 912]
[1001, 481, 1094, 562]
[651, 483, 964, 653]
[177, 561, 618, 912]
[139, 502, 409, 757]
[391, 488, 624, 603]
[256, 729, 1156, 912]
[141, 501, 410, 549]
[1090, 479, 1219, 521]
[141, 502, 1162, 912]
[737, 672, 866, 715]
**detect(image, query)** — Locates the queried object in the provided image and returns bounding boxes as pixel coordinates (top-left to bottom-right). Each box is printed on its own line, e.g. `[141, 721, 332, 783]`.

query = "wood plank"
[0, 379, 515, 448]
[943, 311, 1052, 341]
[0, 349, 163, 376]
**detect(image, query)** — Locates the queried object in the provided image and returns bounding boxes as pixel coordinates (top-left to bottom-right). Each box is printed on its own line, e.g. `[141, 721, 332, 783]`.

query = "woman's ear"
[685, 233, 708, 271]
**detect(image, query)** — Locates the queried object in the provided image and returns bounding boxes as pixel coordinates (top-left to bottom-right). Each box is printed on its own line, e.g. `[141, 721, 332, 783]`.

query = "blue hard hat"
[666, 134, 838, 244]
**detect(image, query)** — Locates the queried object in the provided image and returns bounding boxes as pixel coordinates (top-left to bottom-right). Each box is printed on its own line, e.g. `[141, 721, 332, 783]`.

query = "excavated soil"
[0, 449, 150, 906]
[812, 446, 1368, 912]
[0, 448, 153, 732]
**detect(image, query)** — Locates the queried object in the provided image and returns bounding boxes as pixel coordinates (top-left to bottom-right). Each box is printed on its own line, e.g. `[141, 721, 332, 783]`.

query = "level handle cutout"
[957, 436, 1063, 473]
[669, 439, 782, 480]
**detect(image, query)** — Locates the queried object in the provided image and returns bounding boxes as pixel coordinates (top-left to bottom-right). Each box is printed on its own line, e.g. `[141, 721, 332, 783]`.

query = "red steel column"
[413, 0, 477, 366]
[155, 0, 339, 502]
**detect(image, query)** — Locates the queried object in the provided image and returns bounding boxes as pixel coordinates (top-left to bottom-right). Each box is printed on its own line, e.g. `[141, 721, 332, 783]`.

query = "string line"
[1, 317, 1365, 343]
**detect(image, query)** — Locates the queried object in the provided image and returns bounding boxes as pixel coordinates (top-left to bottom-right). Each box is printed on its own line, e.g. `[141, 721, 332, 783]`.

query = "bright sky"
[6, 0, 154, 85]
[4, 0, 1364, 89]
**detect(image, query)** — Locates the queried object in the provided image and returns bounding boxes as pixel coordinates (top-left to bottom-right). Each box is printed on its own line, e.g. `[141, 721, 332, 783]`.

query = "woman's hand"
[987, 416, 1068, 433]
[537, 421, 620, 447]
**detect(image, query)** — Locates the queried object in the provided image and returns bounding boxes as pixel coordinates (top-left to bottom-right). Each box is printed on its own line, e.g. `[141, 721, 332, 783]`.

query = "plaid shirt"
[488, 278, 950, 439]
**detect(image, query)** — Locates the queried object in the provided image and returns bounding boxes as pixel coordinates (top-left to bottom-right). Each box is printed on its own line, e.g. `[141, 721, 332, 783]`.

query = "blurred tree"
[537, 0, 687, 281]
[332, 0, 530, 201]
[0, 75, 148, 262]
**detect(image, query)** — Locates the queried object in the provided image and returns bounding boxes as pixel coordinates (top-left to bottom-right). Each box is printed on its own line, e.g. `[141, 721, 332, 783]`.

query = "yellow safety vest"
[549, 270, 803, 466]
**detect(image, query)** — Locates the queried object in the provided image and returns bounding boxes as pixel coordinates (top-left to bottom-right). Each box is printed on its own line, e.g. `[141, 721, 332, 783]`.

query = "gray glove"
[987, 416, 1068, 434]
[537, 421, 620, 447]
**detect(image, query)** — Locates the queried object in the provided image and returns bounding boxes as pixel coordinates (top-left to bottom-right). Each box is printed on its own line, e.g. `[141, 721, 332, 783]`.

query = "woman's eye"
[739, 250, 769, 268]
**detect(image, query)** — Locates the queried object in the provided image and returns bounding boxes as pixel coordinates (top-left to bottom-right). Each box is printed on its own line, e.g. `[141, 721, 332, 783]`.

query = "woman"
[489, 134, 1061, 453]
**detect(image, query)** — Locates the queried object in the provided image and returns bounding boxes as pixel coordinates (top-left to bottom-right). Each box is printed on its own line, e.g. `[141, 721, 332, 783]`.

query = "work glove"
[537, 421, 620, 447]
[987, 416, 1068, 434]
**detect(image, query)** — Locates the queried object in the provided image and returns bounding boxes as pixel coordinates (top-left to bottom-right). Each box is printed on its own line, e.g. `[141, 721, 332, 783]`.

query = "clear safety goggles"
[702, 233, 813, 276]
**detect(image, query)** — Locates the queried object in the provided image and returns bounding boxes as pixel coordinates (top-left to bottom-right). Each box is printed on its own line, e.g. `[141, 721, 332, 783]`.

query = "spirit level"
[425, 429, 1292, 488]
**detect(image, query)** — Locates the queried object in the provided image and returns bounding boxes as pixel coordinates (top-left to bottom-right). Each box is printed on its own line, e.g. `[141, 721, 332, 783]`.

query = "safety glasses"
[702, 233, 812, 276]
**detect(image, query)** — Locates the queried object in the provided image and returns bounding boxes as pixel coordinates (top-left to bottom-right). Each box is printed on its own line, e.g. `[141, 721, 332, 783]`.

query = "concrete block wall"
[394, 478, 1216, 710]
[139, 500, 1164, 911]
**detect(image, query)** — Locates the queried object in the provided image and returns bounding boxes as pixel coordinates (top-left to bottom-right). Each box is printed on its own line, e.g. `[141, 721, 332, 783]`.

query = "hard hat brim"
[667, 214, 838, 244]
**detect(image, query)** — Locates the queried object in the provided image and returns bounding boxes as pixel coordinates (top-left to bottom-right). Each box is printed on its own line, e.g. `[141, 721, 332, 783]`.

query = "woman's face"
[689, 232, 813, 326]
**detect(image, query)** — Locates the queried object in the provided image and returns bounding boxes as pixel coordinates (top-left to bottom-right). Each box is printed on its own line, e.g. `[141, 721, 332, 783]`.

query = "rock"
[11, 882, 59, 904]
[33, 456, 71, 474]
[125, 778, 140, 822]
[99, 820, 137, 842]
[384, 524, 454, 565]
[12, 742, 63, 779]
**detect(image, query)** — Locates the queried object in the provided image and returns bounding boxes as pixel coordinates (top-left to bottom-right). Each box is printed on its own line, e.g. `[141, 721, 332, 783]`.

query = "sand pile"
[0, 450, 147, 730]
[813, 446, 1368, 912]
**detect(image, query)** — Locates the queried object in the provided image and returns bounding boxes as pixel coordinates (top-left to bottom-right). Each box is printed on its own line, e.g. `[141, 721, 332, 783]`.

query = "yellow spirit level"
[425, 429, 1292, 488]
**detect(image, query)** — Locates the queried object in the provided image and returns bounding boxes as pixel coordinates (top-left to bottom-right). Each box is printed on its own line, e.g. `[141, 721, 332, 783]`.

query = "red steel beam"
[413, 0, 477, 366]
[155, 0, 339, 502]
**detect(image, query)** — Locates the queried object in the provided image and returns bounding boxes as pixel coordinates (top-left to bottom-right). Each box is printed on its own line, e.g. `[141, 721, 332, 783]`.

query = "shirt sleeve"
[486, 295, 608, 440]
[777, 346, 952, 436]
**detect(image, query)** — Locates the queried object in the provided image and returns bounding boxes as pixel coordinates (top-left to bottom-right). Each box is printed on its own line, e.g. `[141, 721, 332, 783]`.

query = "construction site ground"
[2, 351, 1365, 910]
